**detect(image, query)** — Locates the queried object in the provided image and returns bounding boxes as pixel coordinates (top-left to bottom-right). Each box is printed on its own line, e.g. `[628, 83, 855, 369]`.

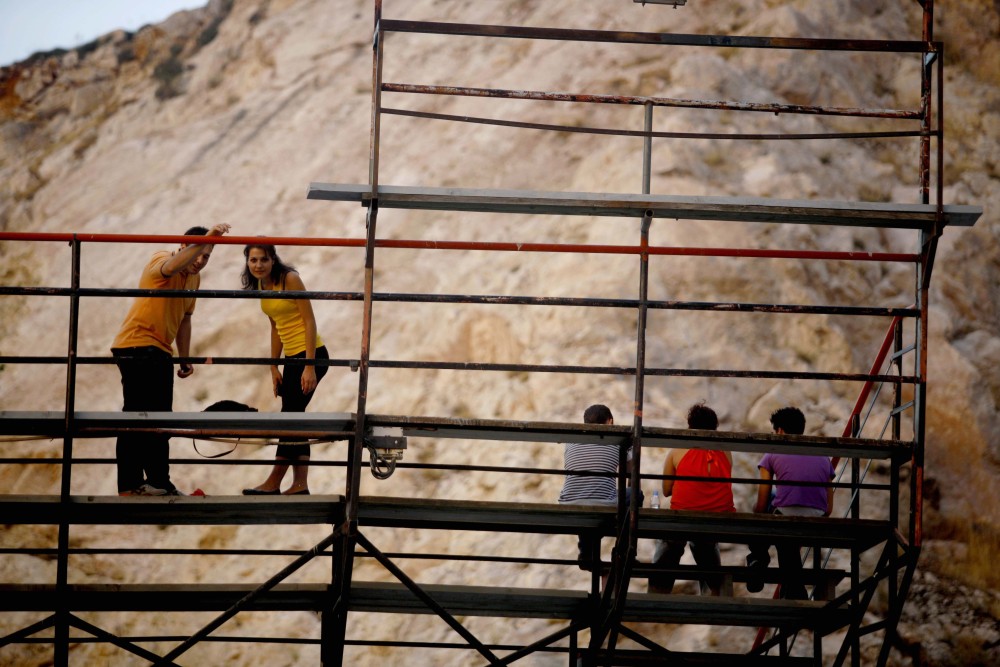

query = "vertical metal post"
[892, 321, 903, 444]
[912, 240, 928, 551]
[936, 44, 944, 217]
[850, 413, 861, 667]
[913, 0, 934, 544]
[329, 204, 379, 667]
[369, 0, 384, 195]
[887, 320, 903, 660]
[907, 33, 933, 667]
[322, 511, 348, 666]
[54, 236, 81, 666]
[642, 104, 653, 196]
[61, 237, 81, 498]
[590, 104, 655, 659]
[589, 209, 653, 660]
[324, 4, 385, 664]
[891, 325, 903, 520]
[918, 0, 934, 203]
[813, 545, 822, 660]
[911, 0, 936, 555]
[630, 209, 654, 505]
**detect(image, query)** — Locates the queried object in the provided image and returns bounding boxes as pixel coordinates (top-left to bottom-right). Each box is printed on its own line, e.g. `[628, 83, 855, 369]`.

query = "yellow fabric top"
[111, 250, 199, 354]
[260, 278, 323, 357]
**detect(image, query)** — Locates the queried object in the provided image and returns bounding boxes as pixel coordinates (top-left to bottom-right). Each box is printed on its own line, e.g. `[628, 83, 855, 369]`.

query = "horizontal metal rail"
[380, 19, 940, 53]
[383, 106, 930, 139]
[0, 581, 855, 624]
[0, 287, 923, 320]
[0, 287, 924, 311]
[0, 454, 895, 490]
[382, 86, 921, 120]
[0, 231, 921, 262]
[8, 636, 570, 653]
[0, 355, 918, 383]
[0, 547, 581, 567]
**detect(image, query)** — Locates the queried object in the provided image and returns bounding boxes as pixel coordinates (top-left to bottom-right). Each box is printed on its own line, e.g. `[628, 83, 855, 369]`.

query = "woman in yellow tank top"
[241, 243, 328, 496]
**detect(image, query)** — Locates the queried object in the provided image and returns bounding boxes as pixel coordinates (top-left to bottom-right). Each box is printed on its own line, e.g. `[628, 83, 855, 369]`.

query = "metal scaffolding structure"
[0, 1, 985, 665]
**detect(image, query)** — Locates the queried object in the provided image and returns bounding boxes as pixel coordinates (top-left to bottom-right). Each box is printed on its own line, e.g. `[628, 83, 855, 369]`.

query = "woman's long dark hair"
[241, 244, 296, 289]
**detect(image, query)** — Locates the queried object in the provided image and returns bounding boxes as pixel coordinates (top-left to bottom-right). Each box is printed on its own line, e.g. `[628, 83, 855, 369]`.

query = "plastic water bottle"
[651, 489, 660, 509]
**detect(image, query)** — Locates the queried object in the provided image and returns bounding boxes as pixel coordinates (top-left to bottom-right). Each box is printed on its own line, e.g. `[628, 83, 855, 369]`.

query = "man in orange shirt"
[110, 223, 230, 496]
[648, 403, 735, 595]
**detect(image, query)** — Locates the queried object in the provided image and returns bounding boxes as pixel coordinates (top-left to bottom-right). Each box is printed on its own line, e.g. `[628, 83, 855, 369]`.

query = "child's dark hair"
[687, 402, 718, 430]
[770, 406, 806, 435]
[584, 404, 613, 424]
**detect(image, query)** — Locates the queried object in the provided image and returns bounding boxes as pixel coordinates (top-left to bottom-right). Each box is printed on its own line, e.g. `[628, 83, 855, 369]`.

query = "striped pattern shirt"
[558, 442, 619, 504]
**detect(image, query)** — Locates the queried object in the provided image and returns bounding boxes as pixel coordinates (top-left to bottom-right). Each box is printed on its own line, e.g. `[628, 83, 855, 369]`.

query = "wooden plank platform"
[0, 582, 849, 629]
[630, 563, 847, 599]
[0, 411, 355, 438]
[361, 497, 891, 549]
[637, 508, 889, 550]
[371, 413, 912, 459]
[0, 496, 890, 552]
[0, 410, 911, 460]
[307, 183, 983, 230]
[0, 495, 347, 526]
[356, 496, 617, 534]
[629, 563, 847, 586]
[369, 413, 630, 446]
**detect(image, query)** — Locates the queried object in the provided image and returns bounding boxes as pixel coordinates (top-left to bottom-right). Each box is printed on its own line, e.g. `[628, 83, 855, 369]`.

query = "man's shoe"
[243, 488, 280, 495]
[164, 488, 187, 496]
[119, 484, 168, 497]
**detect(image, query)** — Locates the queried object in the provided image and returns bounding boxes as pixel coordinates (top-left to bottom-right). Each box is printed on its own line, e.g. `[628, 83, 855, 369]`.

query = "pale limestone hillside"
[1, 1, 998, 665]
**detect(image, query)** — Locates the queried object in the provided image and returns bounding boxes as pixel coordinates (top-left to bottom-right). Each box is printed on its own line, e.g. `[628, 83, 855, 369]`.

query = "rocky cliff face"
[1, 1, 998, 665]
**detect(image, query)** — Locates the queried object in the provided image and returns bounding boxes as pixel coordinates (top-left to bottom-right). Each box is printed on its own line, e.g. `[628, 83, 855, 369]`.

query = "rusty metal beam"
[383, 106, 927, 139]
[382, 85, 920, 119]
[0, 231, 928, 261]
[380, 20, 938, 53]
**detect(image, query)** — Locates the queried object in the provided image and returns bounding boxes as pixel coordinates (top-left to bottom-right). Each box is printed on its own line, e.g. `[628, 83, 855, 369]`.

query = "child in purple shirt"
[746, 407, 835, 599]
[757, 452, 834, 515]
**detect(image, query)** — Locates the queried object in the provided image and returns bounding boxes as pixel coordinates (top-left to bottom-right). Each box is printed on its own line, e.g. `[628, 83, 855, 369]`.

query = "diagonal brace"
[154, 525, 343, 666]
[491, 619, 590, 666]
[69, 614, 183, 667]
[0, 613, 57, 649]
[615, 623, 673, 656]
[355, 531, 502, 666]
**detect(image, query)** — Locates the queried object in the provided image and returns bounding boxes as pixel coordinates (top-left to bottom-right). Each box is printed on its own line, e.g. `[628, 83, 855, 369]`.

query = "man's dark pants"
[112, 346, 175, 493]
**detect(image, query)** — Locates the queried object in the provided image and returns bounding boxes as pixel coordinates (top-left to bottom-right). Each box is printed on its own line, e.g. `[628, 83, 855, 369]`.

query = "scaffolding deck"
[0, 411, 912, 459]
[307, 183, 983, 229]
[0, 582, 848, 629]
[1, 495, 890, 551]
[0, 411, 355, 438]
